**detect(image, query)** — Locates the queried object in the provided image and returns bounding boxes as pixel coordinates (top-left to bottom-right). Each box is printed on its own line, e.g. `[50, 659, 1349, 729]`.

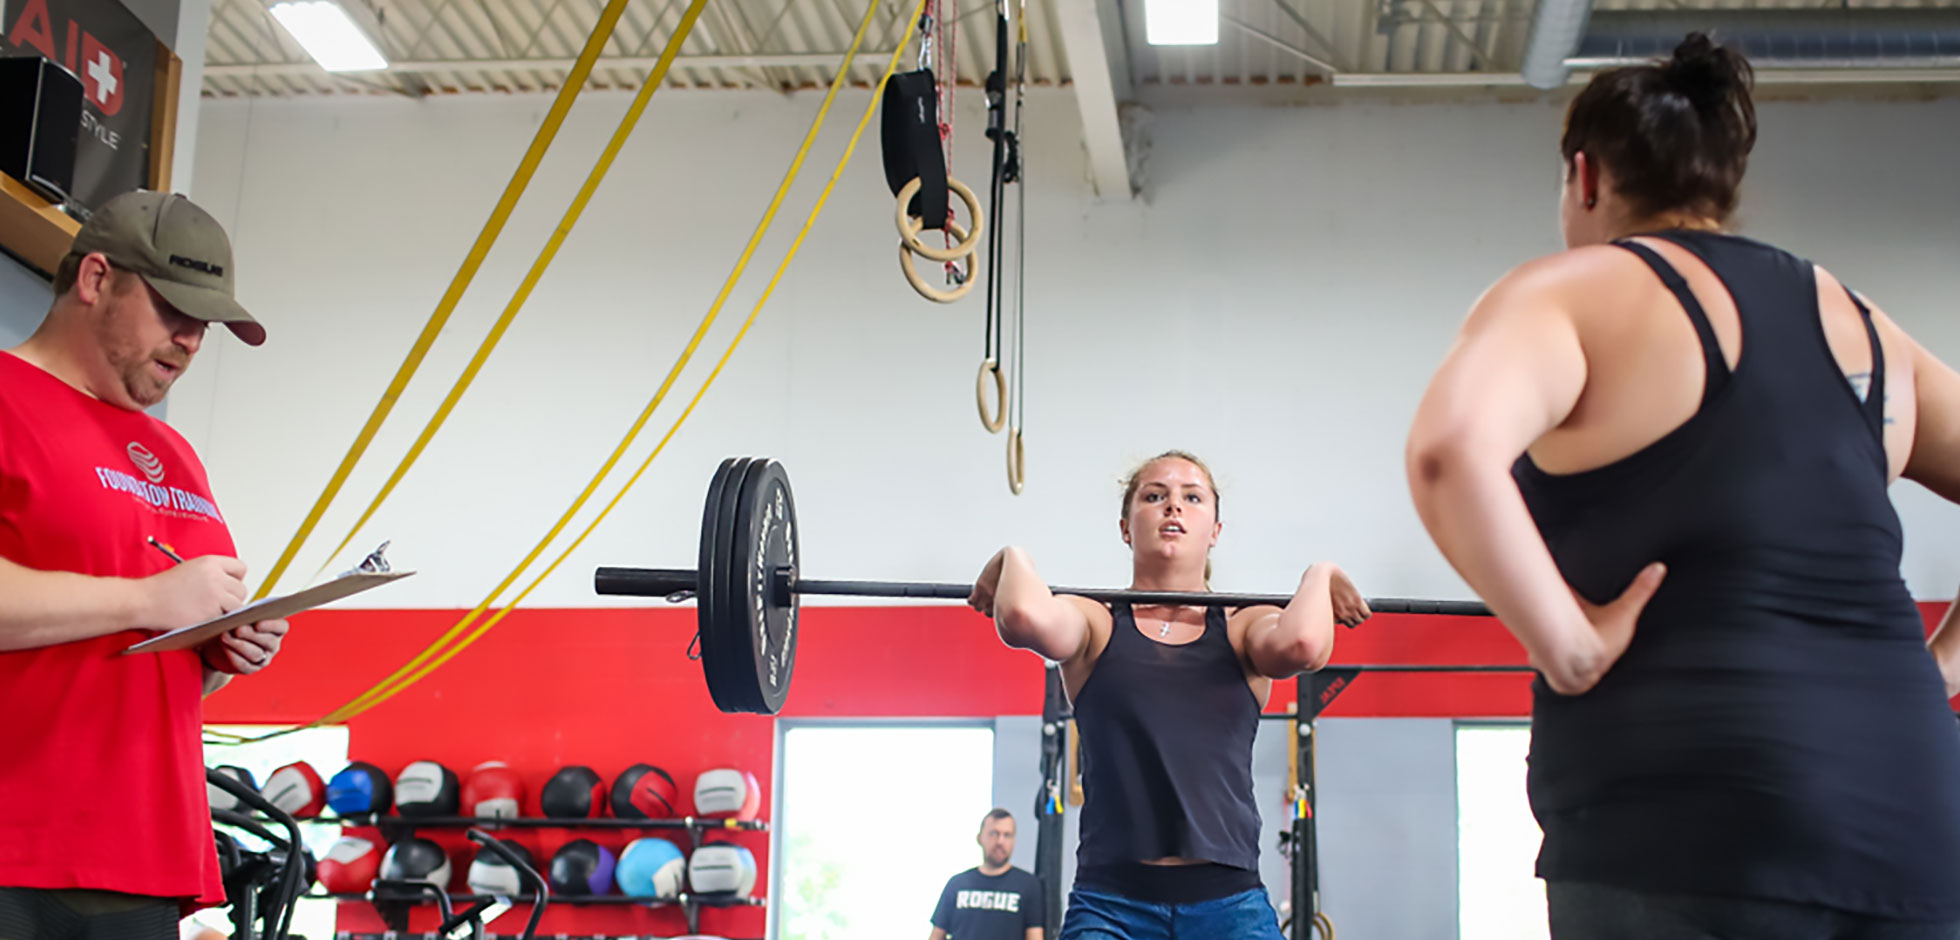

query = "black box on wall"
[0, 55, 82, 205]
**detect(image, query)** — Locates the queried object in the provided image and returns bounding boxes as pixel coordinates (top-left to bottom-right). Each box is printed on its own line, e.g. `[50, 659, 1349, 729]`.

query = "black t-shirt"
[930, 866, 1043, 940]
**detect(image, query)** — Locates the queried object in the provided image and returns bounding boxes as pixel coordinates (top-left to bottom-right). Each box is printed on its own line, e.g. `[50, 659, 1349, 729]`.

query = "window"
[198, 725, 351, 940]
[1456, 722, 1548, 940]
[774, 724, 995, 940]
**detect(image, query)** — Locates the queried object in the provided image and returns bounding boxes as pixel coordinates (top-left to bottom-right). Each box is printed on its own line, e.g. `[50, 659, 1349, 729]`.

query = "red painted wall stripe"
[204, 600, 1954, 934]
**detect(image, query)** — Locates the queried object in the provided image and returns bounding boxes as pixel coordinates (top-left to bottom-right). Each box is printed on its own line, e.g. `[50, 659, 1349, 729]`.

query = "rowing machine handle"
[467, 829, 548, 940]
[594, 567, 699, 598]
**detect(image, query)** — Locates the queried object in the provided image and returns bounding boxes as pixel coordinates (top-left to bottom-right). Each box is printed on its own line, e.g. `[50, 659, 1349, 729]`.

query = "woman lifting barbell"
[968, 450, 1367, 940]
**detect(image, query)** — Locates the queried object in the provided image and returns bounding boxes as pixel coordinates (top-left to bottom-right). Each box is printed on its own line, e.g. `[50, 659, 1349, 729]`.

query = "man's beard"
[96, 291, 187, 407]
[118, 355, 177, 406]
[104, 331, 185, 406]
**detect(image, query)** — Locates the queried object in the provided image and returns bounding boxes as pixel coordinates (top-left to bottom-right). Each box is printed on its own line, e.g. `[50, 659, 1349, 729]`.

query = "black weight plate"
[695, 457, 734, 702]
[705, 456, 758, 713]
[699, 457, 754, 713]
[701, 454, 744, 712]
[728, 458, 799, 715]
[709, 456, 765, 712]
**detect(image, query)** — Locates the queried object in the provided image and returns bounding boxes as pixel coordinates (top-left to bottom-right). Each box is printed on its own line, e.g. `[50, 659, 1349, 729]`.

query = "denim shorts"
[1058, 884, 1285, 940]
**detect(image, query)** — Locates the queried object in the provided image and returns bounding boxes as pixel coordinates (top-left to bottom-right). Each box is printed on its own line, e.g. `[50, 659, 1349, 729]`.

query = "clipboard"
[123, 570, 415, 654]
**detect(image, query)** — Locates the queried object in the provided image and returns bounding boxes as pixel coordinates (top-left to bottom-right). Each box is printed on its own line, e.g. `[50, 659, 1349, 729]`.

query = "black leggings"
[1548, 882, 1960, 940]
[0, 890, 179, 940]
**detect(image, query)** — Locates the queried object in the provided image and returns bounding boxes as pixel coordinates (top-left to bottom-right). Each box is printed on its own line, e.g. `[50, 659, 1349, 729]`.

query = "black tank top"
[1514, 230, 1960, 921]
[1073, 602, 1263, 876]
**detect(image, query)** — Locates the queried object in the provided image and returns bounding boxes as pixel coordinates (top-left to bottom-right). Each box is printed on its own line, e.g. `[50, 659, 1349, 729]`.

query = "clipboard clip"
[342, 541, 393, 577]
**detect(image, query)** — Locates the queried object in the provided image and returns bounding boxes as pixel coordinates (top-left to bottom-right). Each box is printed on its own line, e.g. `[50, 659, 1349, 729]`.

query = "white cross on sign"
[87, 51, 118, 101]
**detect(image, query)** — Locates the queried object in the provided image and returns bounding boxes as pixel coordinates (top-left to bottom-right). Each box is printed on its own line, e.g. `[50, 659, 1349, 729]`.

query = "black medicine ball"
[540, 766, 606, 819]
[394, 761, 461, 818]
[379, 837, 452, 889]
[467, 840, 537, 895]
[207, 765, 258, 812]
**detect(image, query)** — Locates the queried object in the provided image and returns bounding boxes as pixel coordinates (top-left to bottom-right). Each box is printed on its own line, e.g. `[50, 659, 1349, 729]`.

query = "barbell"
[593, 456, 1495, 715]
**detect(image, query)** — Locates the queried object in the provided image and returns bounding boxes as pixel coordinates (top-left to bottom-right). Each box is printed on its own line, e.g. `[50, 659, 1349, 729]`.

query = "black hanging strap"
[881, 69, 950, 230]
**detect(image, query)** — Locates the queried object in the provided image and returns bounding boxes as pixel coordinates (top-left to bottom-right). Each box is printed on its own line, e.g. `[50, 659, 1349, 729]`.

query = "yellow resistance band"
[248, 0, 633, 603]
[198, 0, 701, 748]
[321, 0, 932, 724]
[303, 0, 714, 582]
[220, 0, 919, 741]
[322, 0, 909, 725]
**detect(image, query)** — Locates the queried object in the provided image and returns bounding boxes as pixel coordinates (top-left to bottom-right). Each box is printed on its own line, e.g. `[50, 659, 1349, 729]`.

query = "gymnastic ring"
[896, 176, 985, 263]
[976, 358, 1007, 433]
[900, 219, 978, 303]
[1312, 911, 1335, 940]
[1006, 427, 1026, 495]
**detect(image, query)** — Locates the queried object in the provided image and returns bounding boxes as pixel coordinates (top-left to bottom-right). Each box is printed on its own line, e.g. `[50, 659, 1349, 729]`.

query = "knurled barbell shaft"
[594, 567, 1492, 618]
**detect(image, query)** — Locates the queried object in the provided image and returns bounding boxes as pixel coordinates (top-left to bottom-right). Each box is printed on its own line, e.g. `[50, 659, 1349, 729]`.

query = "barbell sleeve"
[595, 567, 700, 597]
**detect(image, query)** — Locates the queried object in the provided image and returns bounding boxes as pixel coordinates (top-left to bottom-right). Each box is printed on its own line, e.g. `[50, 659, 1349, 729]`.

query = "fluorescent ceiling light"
[1145, 0, 1219, 45]
[268, 1, 388, 72]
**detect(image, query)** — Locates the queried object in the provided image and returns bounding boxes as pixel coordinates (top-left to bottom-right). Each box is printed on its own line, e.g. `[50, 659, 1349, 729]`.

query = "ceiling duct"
[1519, 0, 1594, 89]
[1568, 8, 1960, 71]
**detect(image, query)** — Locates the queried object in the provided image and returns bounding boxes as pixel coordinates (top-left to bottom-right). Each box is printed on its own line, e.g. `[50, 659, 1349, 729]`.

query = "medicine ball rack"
[333, 934, 763, 940]
[322, 814, 770, 834]
[314, 814, 768, 936]
[314, 891, 764, 936]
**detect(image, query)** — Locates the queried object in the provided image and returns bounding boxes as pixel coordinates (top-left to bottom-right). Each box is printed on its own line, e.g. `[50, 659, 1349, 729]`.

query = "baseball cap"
[65, 190, 265, 346]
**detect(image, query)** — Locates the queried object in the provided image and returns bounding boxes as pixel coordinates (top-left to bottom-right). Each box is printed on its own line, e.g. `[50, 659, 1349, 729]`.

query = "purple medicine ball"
[548, 839, 617, 896]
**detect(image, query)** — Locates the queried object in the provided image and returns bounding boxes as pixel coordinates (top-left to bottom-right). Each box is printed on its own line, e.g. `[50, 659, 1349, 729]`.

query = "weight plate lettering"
[728, 458, 798, 715]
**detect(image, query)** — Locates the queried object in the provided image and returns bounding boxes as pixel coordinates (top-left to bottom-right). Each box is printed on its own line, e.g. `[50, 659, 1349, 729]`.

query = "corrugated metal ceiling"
[201, 0, 1960, 96]
[202, 0, 1070, 95]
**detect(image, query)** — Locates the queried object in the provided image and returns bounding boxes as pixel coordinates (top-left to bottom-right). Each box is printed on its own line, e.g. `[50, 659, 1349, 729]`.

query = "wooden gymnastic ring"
[976, 358, 1007, 433]
[896, 176, 985, 263]
[1006, 427, 1026, 495]
[900, 218, 978, 303]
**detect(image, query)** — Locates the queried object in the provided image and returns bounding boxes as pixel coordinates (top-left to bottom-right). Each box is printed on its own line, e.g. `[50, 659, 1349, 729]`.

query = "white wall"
[177, 87, 1960, 609]
[0, 256, 52, 345]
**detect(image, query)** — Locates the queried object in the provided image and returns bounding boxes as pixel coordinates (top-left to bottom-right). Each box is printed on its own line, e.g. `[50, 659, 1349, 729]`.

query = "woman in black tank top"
[968, 450, 1371, 940]
[1407, 32, 1960, 940]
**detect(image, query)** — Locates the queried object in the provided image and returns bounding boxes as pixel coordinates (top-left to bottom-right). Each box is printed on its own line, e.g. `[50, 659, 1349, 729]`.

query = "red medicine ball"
[318, 836, 381, 894]
[610, 764, 679, 819]
[462, 761, 526, 819]
[262, 762, 326, 819]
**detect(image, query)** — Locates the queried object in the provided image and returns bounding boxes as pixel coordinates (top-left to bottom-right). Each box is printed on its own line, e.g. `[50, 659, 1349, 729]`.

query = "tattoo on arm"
[1846, 371, 1897, 426]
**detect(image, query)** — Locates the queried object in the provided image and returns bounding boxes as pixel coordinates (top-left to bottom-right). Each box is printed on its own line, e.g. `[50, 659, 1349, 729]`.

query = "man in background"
[929, 808, 1044, 940]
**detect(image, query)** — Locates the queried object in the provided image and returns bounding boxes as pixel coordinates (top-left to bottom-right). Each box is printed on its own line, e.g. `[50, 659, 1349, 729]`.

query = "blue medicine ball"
[326, 761, 394, 815]
[615, 838, 687, 898]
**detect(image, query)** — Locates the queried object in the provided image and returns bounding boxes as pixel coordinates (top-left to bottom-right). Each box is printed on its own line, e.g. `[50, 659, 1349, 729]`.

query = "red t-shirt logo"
[127, 442, 163, 483]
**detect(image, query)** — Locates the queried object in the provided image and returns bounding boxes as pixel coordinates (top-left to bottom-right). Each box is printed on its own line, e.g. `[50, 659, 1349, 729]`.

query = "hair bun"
[1664, 32, 1749, 109]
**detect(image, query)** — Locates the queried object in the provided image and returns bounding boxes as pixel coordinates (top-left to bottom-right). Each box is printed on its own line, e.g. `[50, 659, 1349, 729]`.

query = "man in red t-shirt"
[0, 190, 289, 938]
